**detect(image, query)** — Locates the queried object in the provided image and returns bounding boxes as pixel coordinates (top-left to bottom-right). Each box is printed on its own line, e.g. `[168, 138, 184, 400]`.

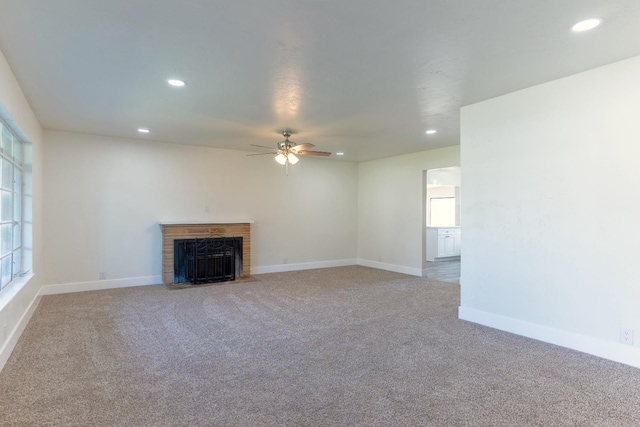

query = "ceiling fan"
[248, 131, 331, 170]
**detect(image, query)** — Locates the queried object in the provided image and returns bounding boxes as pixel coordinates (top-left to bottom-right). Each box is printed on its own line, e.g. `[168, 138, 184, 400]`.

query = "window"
[0, 120, 23, 290]
[430, 197, 456, 227]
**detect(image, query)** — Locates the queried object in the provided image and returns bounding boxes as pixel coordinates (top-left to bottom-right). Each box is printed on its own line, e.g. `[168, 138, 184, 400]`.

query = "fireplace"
[174, 237, 242, 284]
[160, 222, 252, 286]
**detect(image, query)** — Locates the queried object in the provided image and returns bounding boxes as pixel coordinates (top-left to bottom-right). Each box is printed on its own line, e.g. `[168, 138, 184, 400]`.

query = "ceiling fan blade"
[246, 152, 277, 156]
[250, 144, 277, 150]
[291, 143, 315, 152]
[298, 150, 331, 157]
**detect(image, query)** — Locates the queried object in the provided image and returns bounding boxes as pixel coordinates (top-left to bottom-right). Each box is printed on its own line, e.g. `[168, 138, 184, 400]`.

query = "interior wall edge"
[0, 290, 41, 373]
[252, 259, 357, 275]
[459, 306, 640, 369]
[39, 276, 163, 296]
[357, 259, 423, 277]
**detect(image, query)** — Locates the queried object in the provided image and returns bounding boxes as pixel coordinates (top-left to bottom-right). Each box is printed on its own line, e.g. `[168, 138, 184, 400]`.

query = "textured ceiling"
[1, 1, 640, 161]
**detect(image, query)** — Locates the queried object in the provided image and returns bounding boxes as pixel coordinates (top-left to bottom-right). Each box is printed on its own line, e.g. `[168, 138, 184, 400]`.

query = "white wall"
[0, 47, 43, 366]
[358, 146, 460, 275]
[42, 131, 358, 287]
[459, 55, 640, 367]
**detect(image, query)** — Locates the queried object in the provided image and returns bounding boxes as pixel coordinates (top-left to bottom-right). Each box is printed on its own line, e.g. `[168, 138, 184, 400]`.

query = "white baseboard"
[458, 306, 640, 369]
[252, 259, 357, 275]
[0, 293, 41, 371]
[357, 259, 422, 277]
[249, 259, 423, 277]
[39, 275, 162, 296]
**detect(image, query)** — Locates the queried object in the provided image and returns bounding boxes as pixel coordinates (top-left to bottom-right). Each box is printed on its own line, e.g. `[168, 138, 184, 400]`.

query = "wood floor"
[425, 257, 460, 283]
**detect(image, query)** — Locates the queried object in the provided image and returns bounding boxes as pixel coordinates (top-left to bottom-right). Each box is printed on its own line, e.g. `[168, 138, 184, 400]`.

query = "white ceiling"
[1, 1, 640, 162]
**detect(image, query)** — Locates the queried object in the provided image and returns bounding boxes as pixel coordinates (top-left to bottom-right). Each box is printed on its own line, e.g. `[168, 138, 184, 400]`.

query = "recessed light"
[336, 152, 344, 156]
[571, 18, 601, 32]
[138, 128, 150, 133]
[426, 129, 437, 135]
[167, 79, 186, 87]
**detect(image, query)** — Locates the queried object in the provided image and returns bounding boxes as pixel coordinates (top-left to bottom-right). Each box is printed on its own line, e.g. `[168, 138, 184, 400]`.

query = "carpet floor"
[0, 266, 639, 426]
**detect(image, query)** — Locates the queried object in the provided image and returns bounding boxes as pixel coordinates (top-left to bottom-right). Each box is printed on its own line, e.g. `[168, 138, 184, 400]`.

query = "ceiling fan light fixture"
[251, 130, 330, 169]
[275, 153, 287, 165]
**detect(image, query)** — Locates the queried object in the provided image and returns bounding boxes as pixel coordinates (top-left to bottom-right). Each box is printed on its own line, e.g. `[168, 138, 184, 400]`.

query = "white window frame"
[0, 119, 23, 291]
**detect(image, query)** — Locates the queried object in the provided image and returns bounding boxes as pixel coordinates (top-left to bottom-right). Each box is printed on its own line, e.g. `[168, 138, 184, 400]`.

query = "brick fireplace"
[160, 222, 252, 285]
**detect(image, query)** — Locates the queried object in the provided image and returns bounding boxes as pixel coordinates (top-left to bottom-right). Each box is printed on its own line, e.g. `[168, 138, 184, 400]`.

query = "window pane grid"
[0, 120, 23, 290]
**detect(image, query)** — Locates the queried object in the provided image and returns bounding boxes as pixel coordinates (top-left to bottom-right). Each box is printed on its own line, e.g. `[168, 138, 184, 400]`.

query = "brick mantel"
[160, 222, 252, 285]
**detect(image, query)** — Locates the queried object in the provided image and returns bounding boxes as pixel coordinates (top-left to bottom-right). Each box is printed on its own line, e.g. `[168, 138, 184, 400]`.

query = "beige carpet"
[0, 266, 639, 426]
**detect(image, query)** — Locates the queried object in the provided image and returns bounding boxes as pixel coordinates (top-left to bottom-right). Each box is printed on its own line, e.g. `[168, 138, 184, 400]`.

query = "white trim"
[39, 275, 162, 296]
[458, 306, 640, 369]
[357, 259, 422, 277]
[0, 273, 34, 312]
[252, 259, 357, 275]
[0, 293, 40, 371]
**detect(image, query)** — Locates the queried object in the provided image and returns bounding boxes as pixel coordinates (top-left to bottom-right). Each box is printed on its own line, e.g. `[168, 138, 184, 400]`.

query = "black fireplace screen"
[174, 237, 243, 284]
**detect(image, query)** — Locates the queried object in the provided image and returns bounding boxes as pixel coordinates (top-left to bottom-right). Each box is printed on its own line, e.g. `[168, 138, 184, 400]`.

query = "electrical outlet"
[620, 328, 633, 345]
[99, 271, 107, 280]
[283, 257, 288, 264]
[204, 205, 210, 213]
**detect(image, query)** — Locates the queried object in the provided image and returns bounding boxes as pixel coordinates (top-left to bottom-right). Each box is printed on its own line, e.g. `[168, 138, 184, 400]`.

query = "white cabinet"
[427, 227, 461, 261]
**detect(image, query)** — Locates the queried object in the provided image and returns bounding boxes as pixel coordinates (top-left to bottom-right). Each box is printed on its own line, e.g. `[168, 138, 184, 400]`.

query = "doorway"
[422, 166, 461, 278]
